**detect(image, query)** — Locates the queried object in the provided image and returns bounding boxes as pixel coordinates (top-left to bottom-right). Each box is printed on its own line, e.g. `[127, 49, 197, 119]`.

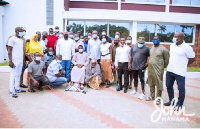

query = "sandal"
[28, 89, 36, 93]
[146, 96, 154, 101]
[20, 84, 28, 88]
[129, 85, 132, 89]
[38, 87, 44, 91]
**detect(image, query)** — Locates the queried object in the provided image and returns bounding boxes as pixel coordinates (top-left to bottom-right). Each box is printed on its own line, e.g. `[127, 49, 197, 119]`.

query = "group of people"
[7, 25, 195, 111]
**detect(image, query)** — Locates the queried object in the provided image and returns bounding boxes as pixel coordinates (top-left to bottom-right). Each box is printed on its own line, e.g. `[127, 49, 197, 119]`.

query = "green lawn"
[0, 62, 9, 66]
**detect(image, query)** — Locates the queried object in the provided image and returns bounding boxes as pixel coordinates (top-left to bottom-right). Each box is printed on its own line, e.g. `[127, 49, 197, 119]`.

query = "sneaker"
[48, 85, 53, 90]
[129, 90, 138, 95]
[156, 98, 161, 105]
[80, 85, 84, 90]
[15, 89, 26, 93]
[174, 105, 182, 111]
[138, 93, 145, 100]
[9, 92, 18, 98]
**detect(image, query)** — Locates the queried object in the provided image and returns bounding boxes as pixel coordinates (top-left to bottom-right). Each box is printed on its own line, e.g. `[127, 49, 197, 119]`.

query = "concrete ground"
[0, 71, 200, 128]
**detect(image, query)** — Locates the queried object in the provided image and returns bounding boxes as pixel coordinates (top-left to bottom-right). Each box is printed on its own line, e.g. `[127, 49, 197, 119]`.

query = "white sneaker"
[129, 90, 137, 95]
[138, 93, 145, 100]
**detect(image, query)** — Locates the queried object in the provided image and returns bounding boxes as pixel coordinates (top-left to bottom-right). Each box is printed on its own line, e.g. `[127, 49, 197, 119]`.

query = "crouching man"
[46, 55, 67, 89]
[28, 52, 50, 92]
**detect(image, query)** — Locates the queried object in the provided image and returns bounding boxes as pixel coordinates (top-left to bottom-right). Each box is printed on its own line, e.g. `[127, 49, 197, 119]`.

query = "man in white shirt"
[7, 27, 26, 98]
[39, 31, 48, 53]
[164, 32, 195, 111]
[115, 38, 131, 93]
[46, 55, 67, 90]
[56, 31, 75, 82]
[87, 30, 102, 64]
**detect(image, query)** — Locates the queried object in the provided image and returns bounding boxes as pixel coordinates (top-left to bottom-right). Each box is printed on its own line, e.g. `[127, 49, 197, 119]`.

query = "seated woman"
[85, 60, 102, 90]
[70, 45, 89, 87]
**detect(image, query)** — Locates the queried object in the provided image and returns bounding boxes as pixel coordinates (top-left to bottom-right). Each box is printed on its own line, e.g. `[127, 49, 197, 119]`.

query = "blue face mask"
[138, 44, 144, 48]
[102, 38, 106, 43]
[48, 52, 53, 55]
[69, 35, 74, 38]
[49, 33, 54, 36]
[22, 31, 26, 36]
[18, 32, 24, 37]
[92, 34, 97, 38]
[75, 37, 79, 41]
[152, 40, 160, 45]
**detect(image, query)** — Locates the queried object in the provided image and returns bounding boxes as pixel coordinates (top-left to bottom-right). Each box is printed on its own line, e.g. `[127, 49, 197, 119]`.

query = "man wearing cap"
[128, 37, 149, 100]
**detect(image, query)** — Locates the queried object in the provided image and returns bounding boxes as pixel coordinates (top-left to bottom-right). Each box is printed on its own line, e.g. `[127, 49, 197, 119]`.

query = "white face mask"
[102, 32, 106, 36]
[126, 40, 131, 44]
[88, 36, 92, 39]
[75, 37, 79, 41]
[59, 34, 63, 38]
[80, 39, 84, 42]
[92, 34, 97, 38]
[35, 57, 41, 61]
[115, 35, 119, 39]
[56, 60, 61, 64]
[172, 37, 177, 43]
[79, 49, 84, 53]
[102, 38, 106, 43]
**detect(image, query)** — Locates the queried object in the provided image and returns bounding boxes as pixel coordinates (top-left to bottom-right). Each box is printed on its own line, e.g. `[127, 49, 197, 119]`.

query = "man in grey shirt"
[128, 37, 149, 100]
[28, 52, 50, 92]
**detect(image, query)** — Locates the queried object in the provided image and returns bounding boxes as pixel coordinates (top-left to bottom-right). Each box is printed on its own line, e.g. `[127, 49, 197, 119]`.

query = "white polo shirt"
[56, 38, 75, 60]
[115, 45, 131, 66]
[167, 42, 195, 77]
[7, 36, 24, 65]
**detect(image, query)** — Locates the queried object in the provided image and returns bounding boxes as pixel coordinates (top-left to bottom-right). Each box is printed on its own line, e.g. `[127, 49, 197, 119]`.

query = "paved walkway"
[0, 72, 200, 128]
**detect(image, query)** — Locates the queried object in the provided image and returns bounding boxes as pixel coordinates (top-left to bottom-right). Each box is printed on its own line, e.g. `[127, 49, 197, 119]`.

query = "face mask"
[55, 29, 59, 33]
[115, 35, 119, 39]
[172, 37, 177, 43]
[80, 39, 84, 42]
[92, 34, 97, 38]
[69, 35, 74, 39]
[64, 35, 68, 39]
[138, 44, 144, 48]
[79, 49, 84, 53]
[102, 38, 106, 43]
[102, 32, 106, 36]
[88, 36, 92, 39]
[153, 40, 160, 45]
[18, 32, 24, 37]
[114, 42, 118, 45]
[74, 37, 79, 41]
[48, 52, 53, 55]
[49, 33, 54, 36]
[22, 31, 26, 36]
[126, 40, 131, 44]
[35, 57, 41, 61]
[59, 34, 64, 38]
[121, 44, 124, 47]
[56, 60, 61, 64]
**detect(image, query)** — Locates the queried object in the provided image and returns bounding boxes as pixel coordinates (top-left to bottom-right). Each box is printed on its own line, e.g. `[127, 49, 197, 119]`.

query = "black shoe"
[124, 89, 127, 93]
[174, 105, 182, 111]
[20, 84, 28, 88]
[164, 101, 175, 106]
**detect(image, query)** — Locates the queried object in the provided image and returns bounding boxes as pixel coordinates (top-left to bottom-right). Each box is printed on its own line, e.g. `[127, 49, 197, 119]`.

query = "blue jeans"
[166, 71, 185, 106]
[50, 77, 67, 87]
[61, 60, 71, 81]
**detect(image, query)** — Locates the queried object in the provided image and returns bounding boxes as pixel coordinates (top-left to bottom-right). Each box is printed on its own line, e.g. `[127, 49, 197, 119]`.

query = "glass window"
[68, 21, 85, 35]
[137, 23, 156, 42]
[191, 0, 200, 5]
[125, 0, 165, 3]
[109, 22, 130, 40]
[176, 25, 194, 43]
[157, 24, 175, 42]
[86, 21, 108, 36]
[172, 0, 190, 5]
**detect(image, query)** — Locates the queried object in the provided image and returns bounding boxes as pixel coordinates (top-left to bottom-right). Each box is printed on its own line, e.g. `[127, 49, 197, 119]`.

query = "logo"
[151, 97, 195, 122]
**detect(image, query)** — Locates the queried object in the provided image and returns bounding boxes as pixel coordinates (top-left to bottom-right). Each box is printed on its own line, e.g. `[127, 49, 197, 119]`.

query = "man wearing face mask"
[112, 38, 120, 85]
[128, 37, 149, 99]
[87, 33, 92, 40]
[43, 47, 55, 67]
[70, 45, 89, 88]
[146, 36, 169, 105]
[7, 27, 26, 98]
[87, 30, 102, 64]
[39, 31, 48, 53]
[68, 31, 74, 40]
[74, 34, 84, 52]
[112, 32, 121, 46]
[46, 55, 67, 90]
[55, 26, 60, 38]
[66, 25, 71, 32]
[56, 31, 75, 81]
[37, 31, 46, 53]
[28, 52, 50, 92]
[115, 38, 131, 93]
[164, 32, 195, 111]
[47, 28, 58, 51]
[101, 29, 112, 43]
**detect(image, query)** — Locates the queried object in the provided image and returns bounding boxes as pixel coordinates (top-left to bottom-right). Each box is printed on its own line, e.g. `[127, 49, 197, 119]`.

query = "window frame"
[172, 0, 200, 7]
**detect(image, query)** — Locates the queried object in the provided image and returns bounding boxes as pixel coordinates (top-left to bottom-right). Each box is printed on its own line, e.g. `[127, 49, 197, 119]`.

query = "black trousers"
[117, 62, 129, 90]
[132, 70, 145, 90]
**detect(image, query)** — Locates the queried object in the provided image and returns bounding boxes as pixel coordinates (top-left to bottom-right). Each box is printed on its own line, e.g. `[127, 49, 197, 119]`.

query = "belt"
[118, 62, 128, 64]
[101, 53, 110, 56]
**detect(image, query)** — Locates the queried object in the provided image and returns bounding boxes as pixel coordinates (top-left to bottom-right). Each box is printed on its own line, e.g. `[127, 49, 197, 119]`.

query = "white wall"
[0, 6, 5, 63]
[1, 0, 64, 62]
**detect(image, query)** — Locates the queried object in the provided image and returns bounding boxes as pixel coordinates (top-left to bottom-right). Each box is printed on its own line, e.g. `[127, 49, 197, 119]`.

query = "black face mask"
[43, 35, 47, 39]
[114, 42, 118, 45]
[64, 35, 68, 39]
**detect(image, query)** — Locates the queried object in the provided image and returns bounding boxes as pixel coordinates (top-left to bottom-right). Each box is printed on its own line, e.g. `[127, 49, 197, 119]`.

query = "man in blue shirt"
[84, 36, 89, 52]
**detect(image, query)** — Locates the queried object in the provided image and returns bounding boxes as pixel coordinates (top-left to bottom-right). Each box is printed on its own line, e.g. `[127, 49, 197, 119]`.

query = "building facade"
[0, 0, 200, 66]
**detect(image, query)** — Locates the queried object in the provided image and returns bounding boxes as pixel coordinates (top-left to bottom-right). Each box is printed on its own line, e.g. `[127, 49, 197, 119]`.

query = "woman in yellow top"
[26, 34, 43, 61]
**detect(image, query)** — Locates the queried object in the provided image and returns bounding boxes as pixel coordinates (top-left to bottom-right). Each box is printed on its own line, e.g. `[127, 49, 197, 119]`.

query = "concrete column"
[130, 21, 137, 44]
[165, 0, 170, 13]
[0, 7, 5, 63]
